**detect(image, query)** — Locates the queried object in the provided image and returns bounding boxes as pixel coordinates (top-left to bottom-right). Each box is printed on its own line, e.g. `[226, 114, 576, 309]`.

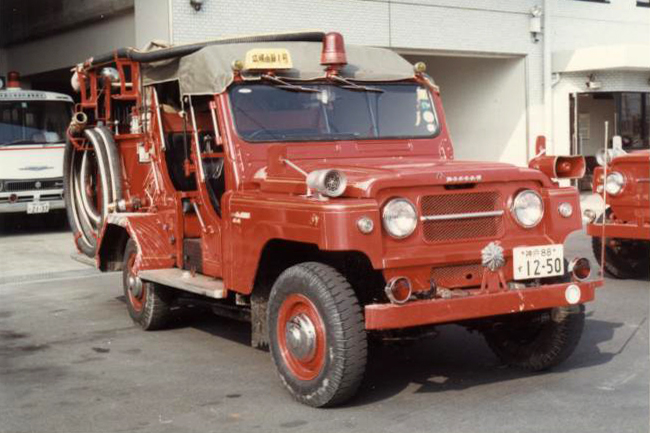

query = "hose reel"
[64, 125, 124, 257]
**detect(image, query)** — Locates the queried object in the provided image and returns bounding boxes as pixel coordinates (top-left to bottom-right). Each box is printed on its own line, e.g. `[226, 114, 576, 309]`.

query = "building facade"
[1, 0, 648, 170]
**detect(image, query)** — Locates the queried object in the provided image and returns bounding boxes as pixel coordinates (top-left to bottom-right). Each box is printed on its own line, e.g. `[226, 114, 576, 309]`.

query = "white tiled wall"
[551, 0, 650, 51]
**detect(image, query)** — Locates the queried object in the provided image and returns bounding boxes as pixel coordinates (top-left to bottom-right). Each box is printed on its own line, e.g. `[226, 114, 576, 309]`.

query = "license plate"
[513, 244, 564, 280]
[27, 202, 50, 214]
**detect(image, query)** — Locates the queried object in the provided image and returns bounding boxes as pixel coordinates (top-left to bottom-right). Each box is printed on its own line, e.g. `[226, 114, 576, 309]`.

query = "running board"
[139, 268, 225, 299]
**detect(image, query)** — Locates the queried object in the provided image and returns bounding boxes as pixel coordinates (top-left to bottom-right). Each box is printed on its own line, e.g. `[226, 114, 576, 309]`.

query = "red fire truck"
[585, 148, 649, 279]
[65, 31, 602, 406]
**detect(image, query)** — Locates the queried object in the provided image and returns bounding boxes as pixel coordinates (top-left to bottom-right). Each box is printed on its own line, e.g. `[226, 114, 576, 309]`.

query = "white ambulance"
[0, 72, 73, 215]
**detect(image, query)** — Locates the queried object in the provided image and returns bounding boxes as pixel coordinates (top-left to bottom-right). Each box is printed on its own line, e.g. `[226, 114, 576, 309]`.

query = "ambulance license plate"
[27, 202, 50, 214]
[513, 244, 564, 280]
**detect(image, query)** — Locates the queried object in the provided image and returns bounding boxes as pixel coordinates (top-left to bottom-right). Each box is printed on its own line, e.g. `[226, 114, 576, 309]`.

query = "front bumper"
[365, 280, 602, 330]
[0, 190, 65, 214]
[0, 200, 65, 214]
[587, 221, 650, 240]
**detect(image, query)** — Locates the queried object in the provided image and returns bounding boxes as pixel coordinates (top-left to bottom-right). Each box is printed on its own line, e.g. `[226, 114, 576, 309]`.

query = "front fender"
[224, 195, 384, 293]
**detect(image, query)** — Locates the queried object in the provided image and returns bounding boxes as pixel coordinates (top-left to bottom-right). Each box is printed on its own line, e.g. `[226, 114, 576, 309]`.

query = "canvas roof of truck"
[142, 41, 418, 96]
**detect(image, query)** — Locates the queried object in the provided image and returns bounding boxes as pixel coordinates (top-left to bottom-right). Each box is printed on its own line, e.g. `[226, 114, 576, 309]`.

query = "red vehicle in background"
[64, 31, 602, 407]
[585, 147, 650, 279]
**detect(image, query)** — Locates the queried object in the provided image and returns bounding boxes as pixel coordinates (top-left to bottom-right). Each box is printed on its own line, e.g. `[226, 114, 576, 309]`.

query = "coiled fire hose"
[64, 122, 123, 257]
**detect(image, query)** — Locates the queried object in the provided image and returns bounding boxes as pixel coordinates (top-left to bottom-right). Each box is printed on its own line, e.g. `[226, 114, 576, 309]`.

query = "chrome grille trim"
[420, 210, 504, 222]
[420, 191, 504, 243]
[4, 178, 63, 192]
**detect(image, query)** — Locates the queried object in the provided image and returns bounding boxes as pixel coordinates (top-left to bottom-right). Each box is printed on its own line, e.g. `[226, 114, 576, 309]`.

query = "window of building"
[618, 93, 650, 150]
[637, 0, 650, 7]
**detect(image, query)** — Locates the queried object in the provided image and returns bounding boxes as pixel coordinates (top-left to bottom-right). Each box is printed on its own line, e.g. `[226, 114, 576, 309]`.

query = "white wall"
[135, 0, 171, 48]
[549, 0, 650, 156]
[551, 0, 650, 51]
[405, 55, 528, 165]
[6, 13, 135, 76]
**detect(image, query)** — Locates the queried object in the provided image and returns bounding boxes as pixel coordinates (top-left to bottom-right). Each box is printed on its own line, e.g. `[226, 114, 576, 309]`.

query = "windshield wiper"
[328, 75, 384, 93]
[261, 74, 321, 93]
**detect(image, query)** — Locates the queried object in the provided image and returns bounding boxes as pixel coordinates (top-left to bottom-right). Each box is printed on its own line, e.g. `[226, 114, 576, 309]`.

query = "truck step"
[139, 268, 225, 299]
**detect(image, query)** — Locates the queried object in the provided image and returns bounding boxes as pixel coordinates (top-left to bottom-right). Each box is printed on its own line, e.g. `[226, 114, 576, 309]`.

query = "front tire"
[482, 305, 585, 371]
[122, 239, 174, 330]
[268, 262, 367, 407]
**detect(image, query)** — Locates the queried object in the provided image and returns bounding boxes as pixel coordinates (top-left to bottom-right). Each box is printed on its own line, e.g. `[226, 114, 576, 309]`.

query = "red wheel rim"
[126, 253, 146, 313]
[277, 294, 326, 381]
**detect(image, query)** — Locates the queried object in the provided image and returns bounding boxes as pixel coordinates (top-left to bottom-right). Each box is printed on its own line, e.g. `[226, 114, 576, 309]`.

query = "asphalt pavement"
[0, 209, 648, 433]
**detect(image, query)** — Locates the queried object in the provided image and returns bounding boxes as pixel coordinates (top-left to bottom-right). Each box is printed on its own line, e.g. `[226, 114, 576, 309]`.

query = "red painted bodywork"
[587, 150, 650, 240]
[366, 281, 599, 330]
[69, 38, 601, 331]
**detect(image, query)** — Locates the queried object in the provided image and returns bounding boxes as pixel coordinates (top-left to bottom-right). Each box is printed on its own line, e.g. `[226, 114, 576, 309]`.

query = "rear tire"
[482, 305, 585, 371]
[122, 239, 174, 330]
[592, 210, 650, 279]
[268, 262, 367, 407]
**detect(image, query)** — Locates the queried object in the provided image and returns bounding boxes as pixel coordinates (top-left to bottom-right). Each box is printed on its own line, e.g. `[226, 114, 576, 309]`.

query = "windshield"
[229, 82, 438, 142]
[0, 100, 71, 146]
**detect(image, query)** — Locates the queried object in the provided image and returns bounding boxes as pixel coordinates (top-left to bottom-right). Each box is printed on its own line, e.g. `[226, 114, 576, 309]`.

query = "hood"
[258, 157, 551, 198]
[612, 149, 650, 165]
[0, 145, 64, 180]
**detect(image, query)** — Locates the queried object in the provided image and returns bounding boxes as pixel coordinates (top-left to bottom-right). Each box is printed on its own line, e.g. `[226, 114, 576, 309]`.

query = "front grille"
[431, 259, 512, 289]
[0, 195, 34, 203]
[40, 193, 64, 201]
[421, 191, 504, 242]
[4, 178, 63, 192]
[431, 262, 483, 288]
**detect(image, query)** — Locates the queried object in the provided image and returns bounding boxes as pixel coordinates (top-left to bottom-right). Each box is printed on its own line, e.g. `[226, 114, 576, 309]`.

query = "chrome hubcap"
[128, 275, 143, 298]
[285, 313, 317, 361]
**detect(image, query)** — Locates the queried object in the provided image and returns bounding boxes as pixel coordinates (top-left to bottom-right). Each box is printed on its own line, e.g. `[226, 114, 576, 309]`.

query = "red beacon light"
[320, 32, 347, 71]
[6, 71, 21, 89]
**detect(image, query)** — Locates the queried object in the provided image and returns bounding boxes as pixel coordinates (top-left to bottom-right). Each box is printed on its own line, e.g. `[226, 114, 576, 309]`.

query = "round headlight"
[605, 172, 625, 195]
[511, 190, 544, 228]
[382, 198, 417, 239]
